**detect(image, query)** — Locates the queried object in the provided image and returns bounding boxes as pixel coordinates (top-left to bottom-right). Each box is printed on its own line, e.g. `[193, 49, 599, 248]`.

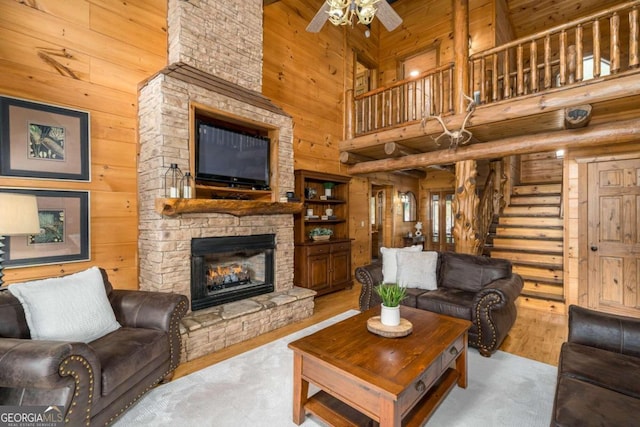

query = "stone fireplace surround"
[137, 0, 315, 362]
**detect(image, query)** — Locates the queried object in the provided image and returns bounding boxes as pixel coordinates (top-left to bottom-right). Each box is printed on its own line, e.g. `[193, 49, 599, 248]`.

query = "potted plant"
[323, 182, 335, 198]
[309, 227, 333, 241]
[374, 283, 406, 326]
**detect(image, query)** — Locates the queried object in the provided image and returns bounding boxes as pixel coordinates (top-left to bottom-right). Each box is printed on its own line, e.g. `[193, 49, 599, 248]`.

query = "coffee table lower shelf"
[304, 368, 460, 427]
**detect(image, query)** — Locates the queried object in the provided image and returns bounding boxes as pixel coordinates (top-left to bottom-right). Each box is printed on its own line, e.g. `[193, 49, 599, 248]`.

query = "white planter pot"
[380, 304, 400, 326]
[324, 188, 332, 197]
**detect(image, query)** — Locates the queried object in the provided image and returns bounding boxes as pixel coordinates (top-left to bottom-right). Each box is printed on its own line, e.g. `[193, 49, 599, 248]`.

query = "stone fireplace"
[137, 0, 314, 362]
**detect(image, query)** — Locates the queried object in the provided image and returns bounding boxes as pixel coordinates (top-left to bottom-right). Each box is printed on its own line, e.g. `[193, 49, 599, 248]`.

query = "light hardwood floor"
[174, 286, 567, 379]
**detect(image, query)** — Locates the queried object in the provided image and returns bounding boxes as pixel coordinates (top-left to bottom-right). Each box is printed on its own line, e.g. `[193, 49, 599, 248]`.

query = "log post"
[530, 40, 538, 92]
[452, 160, 480, 254]
[611, 12, 620, 74]
[345, 89, 355, 139]
[631, 7, 639, 68]
[451, 0, 479, 254]
[575, 25, 584, 81]
[453, 0, 470, 113]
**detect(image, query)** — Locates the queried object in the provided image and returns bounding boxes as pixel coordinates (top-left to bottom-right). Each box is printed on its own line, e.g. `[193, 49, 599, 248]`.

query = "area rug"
[113, 310, 557, 426]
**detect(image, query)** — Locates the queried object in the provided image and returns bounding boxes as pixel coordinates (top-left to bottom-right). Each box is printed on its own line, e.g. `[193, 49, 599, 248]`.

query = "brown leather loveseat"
[356, 251, 523, 356]
[0, 269, 188, 426]
[551, 305, 640, 426]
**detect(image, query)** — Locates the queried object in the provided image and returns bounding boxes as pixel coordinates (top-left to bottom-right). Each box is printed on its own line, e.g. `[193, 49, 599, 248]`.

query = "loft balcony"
[340, 0, 640, 176]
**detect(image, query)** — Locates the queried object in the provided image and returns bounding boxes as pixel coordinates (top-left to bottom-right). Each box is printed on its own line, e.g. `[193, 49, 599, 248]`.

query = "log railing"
[477, 169, 496, 254]
[470, 0, 640, 105]
[351, 63, 455, 136]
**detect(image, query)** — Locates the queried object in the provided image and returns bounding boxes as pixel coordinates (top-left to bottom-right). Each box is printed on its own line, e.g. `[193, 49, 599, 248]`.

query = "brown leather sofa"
[551, 305, 640, 426]
[0, 269, 188, 426]
[356, 251, 523, 356]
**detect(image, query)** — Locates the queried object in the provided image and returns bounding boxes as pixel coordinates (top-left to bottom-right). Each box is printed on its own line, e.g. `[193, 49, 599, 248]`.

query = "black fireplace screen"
[191, 234, 275, 311]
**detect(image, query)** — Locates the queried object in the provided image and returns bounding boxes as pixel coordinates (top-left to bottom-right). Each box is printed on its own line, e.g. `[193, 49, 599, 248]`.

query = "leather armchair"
[356, 251, 523, 356]
[0, 269, 188, 426]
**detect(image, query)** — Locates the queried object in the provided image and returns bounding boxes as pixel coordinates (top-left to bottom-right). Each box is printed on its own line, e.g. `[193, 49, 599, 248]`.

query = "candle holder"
[164, 163, 183, 198]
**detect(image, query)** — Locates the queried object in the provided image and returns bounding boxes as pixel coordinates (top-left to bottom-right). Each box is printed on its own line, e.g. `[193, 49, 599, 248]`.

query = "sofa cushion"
[400, 287, 430, 308]
[396, 251, 438, 290]
[7, 267, 121, 343]
[553, 375, 640, 427]
[559, 342, 640, 399]
[439, 252, 512, 292]
[416, 288, 474, 320]
[380, 245, 422, 283]
[90, 327, 168, 396]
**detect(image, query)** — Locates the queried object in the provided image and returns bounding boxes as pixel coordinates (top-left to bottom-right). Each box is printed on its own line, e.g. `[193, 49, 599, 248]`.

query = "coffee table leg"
[292, 352, 309, 425]
[379, 397, 401, 427]
[456, 333, 468, 388]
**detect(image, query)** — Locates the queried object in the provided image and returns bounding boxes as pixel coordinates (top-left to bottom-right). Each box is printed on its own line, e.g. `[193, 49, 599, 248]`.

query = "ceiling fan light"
[357, 5, 376, 24]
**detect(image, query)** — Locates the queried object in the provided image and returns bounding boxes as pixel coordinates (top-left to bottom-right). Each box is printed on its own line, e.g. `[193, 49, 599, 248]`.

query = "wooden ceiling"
[265, 0, 628, 38]
[507, 0, 628, 38]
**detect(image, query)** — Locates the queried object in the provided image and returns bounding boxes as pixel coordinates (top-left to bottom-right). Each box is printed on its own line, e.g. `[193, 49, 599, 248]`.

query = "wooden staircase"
[490, 183, 565, 312]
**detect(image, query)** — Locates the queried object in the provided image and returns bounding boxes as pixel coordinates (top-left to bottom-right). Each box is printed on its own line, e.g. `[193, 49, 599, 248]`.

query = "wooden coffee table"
[288, 306, 472, 427]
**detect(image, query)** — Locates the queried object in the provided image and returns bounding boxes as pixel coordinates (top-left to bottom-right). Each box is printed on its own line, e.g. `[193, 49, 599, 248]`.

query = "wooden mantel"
[156, 198, 304, 217]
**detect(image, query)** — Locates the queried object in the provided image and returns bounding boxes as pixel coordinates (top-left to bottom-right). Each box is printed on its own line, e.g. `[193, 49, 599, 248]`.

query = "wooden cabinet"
[294, 240, 352, 295]
[294, 170, 352, 295]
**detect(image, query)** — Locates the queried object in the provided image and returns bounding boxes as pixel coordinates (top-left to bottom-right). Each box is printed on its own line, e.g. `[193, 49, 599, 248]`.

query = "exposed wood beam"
[384, 142, 420, 156]
[564, 105, 592, 129]
[339, 72, 640, 152]
[347, 118, 640, 174]
[339, 151, 372, 165]
[340, 151, 426, 178]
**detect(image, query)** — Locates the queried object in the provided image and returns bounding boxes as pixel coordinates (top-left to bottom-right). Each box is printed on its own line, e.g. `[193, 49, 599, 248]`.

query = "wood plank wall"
[377, 0, 498, 86]
[0, 0, 167, 288]
[264, 0, 381, 267]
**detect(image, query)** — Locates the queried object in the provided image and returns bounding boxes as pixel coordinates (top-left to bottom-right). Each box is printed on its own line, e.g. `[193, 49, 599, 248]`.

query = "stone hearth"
[137, 0, 314, 362]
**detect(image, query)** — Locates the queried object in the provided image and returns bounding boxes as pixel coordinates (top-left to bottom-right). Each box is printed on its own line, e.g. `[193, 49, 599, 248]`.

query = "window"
[583, 55, 610, 80]
[430, 191, 454, 251]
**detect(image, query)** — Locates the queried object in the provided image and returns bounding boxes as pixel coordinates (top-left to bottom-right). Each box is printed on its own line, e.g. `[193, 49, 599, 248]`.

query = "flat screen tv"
[195, 119, 270, 189]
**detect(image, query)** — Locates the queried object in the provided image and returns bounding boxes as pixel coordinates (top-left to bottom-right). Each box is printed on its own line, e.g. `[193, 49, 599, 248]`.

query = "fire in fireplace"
[191, 234, 275, 311]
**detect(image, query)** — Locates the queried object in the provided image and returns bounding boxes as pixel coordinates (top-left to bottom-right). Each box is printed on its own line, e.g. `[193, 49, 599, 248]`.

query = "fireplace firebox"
[191, 234, 275, 311]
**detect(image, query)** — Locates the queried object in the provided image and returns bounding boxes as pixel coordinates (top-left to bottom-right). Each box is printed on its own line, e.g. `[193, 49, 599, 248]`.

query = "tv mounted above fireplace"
[195, 117, 271, 189]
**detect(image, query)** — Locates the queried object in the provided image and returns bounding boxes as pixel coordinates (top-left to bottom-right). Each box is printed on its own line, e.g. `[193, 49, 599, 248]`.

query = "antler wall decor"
[422, 93, 476, 150]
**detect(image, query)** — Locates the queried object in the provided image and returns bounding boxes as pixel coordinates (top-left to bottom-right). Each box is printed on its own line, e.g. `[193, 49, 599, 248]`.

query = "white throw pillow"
[8, 267, 121, 343]
[380, 245, 423, 284]
[396, 251, 439, 290]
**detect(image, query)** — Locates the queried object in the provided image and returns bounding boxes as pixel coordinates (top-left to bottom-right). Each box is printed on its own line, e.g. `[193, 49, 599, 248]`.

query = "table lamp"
[0, 192, 41, 287]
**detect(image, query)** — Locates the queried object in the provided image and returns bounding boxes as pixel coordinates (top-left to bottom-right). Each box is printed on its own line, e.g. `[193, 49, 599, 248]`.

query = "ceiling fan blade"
[376, 0, 402, 32]
[306, 2, 330, 33]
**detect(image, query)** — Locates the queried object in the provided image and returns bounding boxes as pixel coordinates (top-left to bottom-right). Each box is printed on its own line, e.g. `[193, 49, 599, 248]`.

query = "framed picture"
[0, 96, 90, 181]
[2, 189, 90, 267]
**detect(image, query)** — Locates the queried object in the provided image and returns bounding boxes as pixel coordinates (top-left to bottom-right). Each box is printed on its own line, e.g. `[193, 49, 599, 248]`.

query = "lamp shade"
[0, 193, 41, 236]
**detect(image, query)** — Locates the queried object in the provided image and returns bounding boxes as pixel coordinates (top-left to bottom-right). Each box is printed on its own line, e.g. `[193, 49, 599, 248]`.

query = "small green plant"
[374, 283, 407, 308]
[323, 182, 335, 190]
[309, 227, 333, 238]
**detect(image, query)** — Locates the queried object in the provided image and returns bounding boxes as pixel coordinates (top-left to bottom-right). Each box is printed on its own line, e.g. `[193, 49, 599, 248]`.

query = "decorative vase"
[324, 188, 332, 198]
[380, 304, 400, 327]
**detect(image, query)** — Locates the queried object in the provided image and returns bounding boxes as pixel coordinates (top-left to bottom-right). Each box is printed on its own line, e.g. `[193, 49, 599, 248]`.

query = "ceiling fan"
[306, 0, 403, 33]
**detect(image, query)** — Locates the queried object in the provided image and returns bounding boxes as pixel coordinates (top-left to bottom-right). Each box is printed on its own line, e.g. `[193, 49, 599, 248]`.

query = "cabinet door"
[307, 253, 331, 291]
[330, 249, 351, 289]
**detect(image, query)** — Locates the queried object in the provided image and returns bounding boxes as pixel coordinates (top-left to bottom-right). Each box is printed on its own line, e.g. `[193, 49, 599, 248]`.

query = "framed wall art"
[2, 189, 90, 267]
[0, 96, 90, 181]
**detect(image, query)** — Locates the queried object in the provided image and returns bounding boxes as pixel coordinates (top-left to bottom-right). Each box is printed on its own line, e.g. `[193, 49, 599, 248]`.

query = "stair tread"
[491, 248, 564, 255]
[496, 225, 563, 230]
[520, 291, 565, 302]
[513, 261, 563, 270]
[521, 275, 564, 285]
[494, 236, 563, 241]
